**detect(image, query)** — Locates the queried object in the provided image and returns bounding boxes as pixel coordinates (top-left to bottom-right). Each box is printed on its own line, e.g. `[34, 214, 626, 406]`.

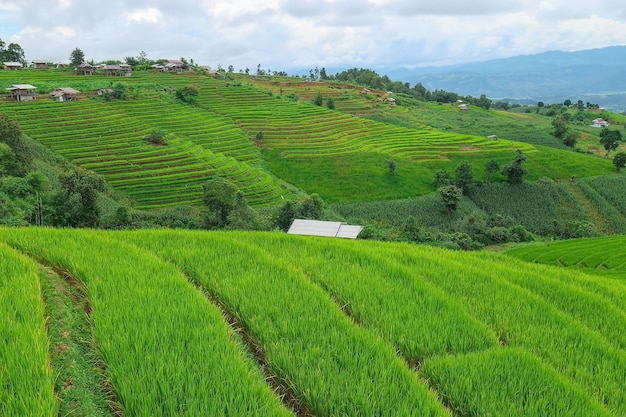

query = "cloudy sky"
[1, 0, 625, 73]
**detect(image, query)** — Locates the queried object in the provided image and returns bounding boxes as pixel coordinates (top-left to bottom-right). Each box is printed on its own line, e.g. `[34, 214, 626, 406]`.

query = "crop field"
[2, 70, 615, 206]
[506, 235, 626, 277]
[1, 227, 625, 416]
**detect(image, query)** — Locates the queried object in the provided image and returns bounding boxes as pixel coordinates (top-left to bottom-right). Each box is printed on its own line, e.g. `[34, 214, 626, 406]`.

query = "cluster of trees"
[0, 38, 26, 66]
[201, 176, 326, 232]
[432, 151, 528, 217]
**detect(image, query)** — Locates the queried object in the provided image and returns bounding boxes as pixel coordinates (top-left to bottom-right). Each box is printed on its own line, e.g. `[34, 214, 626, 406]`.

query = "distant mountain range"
[384, 45, 626, 111]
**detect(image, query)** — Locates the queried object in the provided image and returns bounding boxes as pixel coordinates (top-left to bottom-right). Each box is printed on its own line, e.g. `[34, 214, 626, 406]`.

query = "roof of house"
[32, 60, 48, 64]
[3, 62, 23, 67]
[287, 219, 364, 239]
[6, 84, 37, 90]
[50, 87, 81, 96]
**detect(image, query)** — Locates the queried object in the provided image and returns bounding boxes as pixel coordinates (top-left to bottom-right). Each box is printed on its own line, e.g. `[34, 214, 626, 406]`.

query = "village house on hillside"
[459, 103, 469, 111]
[31, 60, 49, 69]
[151, 60, 185, 73]
[100, 64, 132, 76]
[96, 87, 114, 96]
[3, 62, 23, 71]
[50, 87, 81, 102]
[6, 84, 37, 101]
[591, 118, 609, 128]
[76, 63, 95, 75]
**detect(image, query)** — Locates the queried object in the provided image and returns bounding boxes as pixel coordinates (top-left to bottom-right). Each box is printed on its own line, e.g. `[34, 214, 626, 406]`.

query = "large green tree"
[0, 114, 31, 176]
[599, 128, 622, 157]
[202, 177, 238, 227]
[454, 161, 473, 194]
[69, 47, 85, 67]
[501, 150, 528, 185]
[0, 39, 26, 65]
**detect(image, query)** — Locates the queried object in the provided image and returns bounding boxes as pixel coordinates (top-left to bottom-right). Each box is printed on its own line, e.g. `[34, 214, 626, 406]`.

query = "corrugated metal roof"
[287, 219, 363, 239]
[6, 84, 37, 90]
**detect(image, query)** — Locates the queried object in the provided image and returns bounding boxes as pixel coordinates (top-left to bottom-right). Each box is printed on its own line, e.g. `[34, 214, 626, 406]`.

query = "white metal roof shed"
[287, 219, 364, 239]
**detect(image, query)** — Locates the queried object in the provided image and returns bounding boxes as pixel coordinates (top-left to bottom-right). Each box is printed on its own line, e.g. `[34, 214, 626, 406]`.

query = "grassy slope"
[1, 70, 620, 208]
[1, 227, 625, 416]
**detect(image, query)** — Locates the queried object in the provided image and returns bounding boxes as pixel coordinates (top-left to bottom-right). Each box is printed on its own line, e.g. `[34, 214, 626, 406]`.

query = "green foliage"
[202, 177, 238, 228]
[438, 184, 463, 215]
[144, 127, 167, 145]
[0, 114, 31, 176]
[386, 158, 396, 176]
[57, 168, 107, 227]
[599, 128, 622, 156]
[175, 85, 199, 103]
[326, 96, 335, 109]
[69, 47, 85, 67]
[501, 150, 528, 185]
[454, 161, 473, 194]
[432, 169, 452, 189]
[484, 160, 500, 183]
[551, 115, 568, 139]
[613, 152, 626, 171]
[313, 91, 323, 106]
[276, 200, 296, 231]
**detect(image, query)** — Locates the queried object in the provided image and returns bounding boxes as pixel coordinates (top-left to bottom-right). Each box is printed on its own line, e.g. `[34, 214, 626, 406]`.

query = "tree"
[313, 91, 323, 106]
[202, 177, 238, 228]
[484, 160, 499, 183]
[438, 185, 462, 216]
[112, 82, 127, 100]
[563, 99, 572, 107]
[58, 168, 106, 227]
[1, 42, 26, 66]
[551, 115, 568, 140]
[613, 152, 626, 171]
[69, 47, 85, 67]
[454, 161, 473, 194]
[563, 132, 578, 148]
[326, 97, 335, 110]
[432, 169, 452, 189]
[145, 128, 167, 145]
[386, 159, 396, 176]
[501, 150, 528, 185]
[319, 67, 328, 80]
[175, 85, 198, 103]
[599, 128, 622, 157]
[277, 200, 296, 231]
[0, 114, 31, 176]
[297, 193, 324, 219]
[226, 191, 252, 229]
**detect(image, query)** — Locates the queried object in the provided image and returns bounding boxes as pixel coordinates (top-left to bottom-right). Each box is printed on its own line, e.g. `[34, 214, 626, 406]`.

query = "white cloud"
[125, 8, 163, 25]
[0, 0, 623, 72]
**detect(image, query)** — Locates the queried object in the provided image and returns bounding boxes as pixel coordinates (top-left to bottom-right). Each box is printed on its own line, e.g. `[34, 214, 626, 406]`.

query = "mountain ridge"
[381, 45, 626, 110]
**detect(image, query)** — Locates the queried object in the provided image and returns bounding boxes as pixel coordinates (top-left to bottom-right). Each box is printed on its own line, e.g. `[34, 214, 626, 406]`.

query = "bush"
[145, 128, 167, 145]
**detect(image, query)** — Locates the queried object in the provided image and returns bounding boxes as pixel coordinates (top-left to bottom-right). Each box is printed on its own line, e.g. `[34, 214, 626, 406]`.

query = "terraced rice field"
[1, 83, 291, 209]
[1, 227, 624, 416]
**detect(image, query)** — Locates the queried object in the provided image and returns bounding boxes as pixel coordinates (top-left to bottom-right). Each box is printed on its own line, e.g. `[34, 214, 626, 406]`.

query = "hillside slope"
[1, 70, 619, 210]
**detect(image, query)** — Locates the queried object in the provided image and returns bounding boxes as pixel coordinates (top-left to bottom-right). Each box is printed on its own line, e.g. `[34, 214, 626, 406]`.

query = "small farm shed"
[96, 88, 114, 96]
[3, 62, 23, 71]
[50, 87, 81, 102]
[32, 60, 49, 69]
[76, 63, 95, 75]
[591, 118, 609, 128]
[102, 64, 132, 76]
[287, 219, 364, 239]
[459, 103, 469, 111]
[6, 84, 37, 101]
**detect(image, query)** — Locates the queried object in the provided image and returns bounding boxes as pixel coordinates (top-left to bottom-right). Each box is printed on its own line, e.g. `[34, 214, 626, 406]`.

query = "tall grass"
[0, 227, 293, 417]
[122, 229, 449, 417]
[422, 348, 613, 417]
[0, 242, 57, 417]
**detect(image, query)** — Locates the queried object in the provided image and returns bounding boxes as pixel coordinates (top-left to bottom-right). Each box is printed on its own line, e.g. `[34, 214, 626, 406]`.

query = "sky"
[1, 0, 625, 74]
